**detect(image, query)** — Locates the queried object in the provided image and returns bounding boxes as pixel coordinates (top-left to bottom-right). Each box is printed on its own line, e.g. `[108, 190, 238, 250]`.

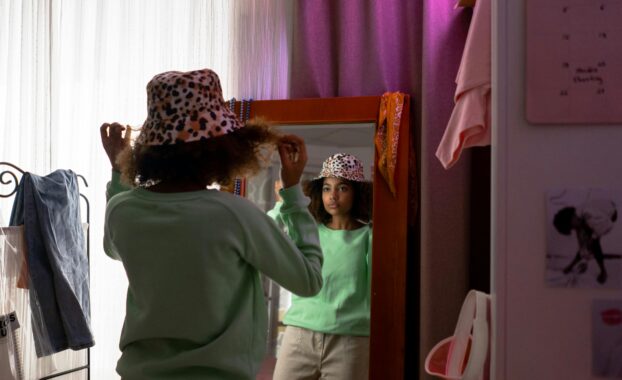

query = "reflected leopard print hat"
[314, 153, 366, 182]
[135, 69, 242, 146]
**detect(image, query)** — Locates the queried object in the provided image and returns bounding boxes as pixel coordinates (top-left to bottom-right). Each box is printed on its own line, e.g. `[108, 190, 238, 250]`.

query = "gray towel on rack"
[9, 170, 94, 357]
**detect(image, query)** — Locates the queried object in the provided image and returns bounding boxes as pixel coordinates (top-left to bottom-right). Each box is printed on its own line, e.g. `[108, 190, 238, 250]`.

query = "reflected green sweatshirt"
[104, 171, 322, 380]
[269, 201, 372, 336]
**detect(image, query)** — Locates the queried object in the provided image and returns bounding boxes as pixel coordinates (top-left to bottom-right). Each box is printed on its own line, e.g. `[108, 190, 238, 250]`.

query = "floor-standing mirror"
[238, 96, 414, 380]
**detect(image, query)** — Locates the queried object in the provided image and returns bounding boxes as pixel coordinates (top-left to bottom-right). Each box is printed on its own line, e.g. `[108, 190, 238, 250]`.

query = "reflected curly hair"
[116, 118, 280, 187]
[303, 178, 373, 225]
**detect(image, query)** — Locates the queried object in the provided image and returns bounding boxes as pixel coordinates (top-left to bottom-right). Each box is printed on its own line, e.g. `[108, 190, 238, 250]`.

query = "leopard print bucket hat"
[314, 153, 366, 182]
[135, 69, 243, 146]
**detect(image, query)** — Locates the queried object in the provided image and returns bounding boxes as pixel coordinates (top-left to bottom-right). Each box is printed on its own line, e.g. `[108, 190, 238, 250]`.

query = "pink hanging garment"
[436, 0, 491, 169]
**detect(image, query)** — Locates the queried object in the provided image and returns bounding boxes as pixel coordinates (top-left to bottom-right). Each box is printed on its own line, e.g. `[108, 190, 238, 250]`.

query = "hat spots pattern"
[135, 69, 243, 146]
[316, 153, 366, 182]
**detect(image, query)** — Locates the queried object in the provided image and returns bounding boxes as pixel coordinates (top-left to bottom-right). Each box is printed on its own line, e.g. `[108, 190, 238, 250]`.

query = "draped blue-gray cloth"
[10, 170, 94, 357]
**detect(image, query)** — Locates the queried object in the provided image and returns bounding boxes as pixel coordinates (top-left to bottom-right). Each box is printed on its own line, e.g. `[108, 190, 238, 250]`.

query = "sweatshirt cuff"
[106, 169, 131, 200]
[111, 169, 122, 182]
[279, 184, 310, 210]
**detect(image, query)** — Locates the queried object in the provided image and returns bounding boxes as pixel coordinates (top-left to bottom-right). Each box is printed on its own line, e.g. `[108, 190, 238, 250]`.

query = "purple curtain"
[291, 1, 420, 98]
[290, 1, 474, 378]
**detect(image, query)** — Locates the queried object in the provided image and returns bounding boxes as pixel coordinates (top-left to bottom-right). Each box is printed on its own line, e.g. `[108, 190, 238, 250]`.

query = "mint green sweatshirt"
[104, 172, 322, 380]
[269, 201, 372, 336]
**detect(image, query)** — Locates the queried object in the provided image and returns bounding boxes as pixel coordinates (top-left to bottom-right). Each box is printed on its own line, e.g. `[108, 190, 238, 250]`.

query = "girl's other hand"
[100, 122, 131, 171]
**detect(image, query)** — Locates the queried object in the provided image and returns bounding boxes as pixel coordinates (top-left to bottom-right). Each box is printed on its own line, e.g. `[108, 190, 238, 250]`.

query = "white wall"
[493, 1, 622, 379]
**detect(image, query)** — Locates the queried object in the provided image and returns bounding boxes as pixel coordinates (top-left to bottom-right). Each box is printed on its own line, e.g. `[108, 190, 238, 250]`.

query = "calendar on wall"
[526, 0, 622, 124]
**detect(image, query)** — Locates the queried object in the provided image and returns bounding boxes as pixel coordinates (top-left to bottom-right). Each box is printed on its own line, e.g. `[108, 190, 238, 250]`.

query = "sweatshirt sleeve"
[237, 184, 323, 297]
[266, 200, 286, 232]
[103, 215, 119, 261]
[106, 170, 131, 201]
[103, 170, 131, 260]
[267, 187, 316, 243]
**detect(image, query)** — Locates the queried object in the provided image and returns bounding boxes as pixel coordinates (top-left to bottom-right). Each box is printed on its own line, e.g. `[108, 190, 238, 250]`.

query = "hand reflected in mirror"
[277, 134, 308, 188]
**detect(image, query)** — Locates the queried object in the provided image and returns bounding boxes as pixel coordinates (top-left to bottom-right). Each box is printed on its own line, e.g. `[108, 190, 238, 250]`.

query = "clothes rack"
[0, 161, 91, 380]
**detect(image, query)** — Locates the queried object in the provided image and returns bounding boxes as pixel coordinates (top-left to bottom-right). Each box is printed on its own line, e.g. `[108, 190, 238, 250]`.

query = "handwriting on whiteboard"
[526, 0, 622, 124]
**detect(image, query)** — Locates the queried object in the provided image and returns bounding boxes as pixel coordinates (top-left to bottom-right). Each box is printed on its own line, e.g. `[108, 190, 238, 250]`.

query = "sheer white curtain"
[230, 1, 293, 100]
[0, 0, 51, 178]
[0, 1, 293, 378]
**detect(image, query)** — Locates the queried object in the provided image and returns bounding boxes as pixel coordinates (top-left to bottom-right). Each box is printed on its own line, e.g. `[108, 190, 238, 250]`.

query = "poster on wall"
[526, 0, 622, 124]
[545, 188, 622, 288]
[592, 299, 622, 378]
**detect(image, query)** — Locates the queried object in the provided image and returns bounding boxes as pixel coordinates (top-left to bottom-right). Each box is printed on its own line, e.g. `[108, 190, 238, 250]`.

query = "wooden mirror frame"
[246, 95, 415, 380]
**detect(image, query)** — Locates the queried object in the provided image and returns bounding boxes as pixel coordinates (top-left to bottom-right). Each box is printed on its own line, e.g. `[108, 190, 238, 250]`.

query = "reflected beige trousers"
[272, 326, 369, 380]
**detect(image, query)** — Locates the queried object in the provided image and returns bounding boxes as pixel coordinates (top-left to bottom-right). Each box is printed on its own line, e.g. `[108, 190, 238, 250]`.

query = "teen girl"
[270, 153, 373, 380]
[100, 68, 323, 380]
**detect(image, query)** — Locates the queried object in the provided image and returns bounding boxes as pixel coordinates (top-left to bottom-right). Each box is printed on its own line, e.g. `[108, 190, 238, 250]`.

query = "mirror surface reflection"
[247, 122, 375, 378]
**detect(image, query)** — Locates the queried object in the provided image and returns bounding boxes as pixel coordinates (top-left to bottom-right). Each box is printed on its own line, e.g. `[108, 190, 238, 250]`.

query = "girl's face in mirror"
[322, 177, 354, 218]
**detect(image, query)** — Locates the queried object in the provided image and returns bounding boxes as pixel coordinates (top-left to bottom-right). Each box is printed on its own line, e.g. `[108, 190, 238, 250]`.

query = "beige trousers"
[272, 326, 370, 380]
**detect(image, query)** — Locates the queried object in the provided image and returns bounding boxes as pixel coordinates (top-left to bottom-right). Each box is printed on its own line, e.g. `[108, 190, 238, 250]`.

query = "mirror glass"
[246, 122, 375, 377]
[276, 122, 374, 174]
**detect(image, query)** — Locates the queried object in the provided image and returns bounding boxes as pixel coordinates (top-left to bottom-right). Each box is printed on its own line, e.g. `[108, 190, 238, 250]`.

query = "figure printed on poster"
[546, 188, 622, 288]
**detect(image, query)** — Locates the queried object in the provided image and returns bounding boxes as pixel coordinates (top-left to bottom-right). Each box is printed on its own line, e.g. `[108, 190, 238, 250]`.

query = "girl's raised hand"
[100, 122, 131, 171]
[278, 134, 307, 188]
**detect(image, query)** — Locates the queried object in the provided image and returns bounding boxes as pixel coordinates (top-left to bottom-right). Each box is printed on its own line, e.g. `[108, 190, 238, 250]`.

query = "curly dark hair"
[553, 206, 576, 235]
[303, 177, 373, 225]
[117, 118, 280, 187]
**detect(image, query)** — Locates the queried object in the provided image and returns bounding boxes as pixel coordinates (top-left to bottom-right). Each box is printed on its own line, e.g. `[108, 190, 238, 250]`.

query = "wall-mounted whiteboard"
[526, 0, 622, 124]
